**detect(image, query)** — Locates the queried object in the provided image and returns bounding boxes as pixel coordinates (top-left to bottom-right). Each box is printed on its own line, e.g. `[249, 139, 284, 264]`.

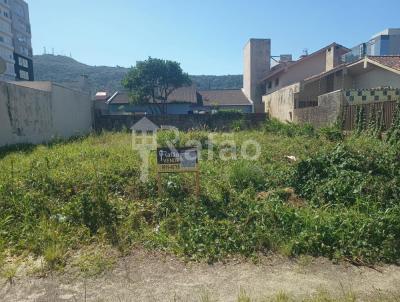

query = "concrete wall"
[95, 113, 267, 132]
[109, 103, 193, 115]
[293, 90, 345, 128]
[0, 81, 92, 147]
[243, 39, 270, 113]
[263, 83, 300, 122]
[106, 103, 253, 115]
[0, 81, 52, 145]
[51, 83, 92, 138]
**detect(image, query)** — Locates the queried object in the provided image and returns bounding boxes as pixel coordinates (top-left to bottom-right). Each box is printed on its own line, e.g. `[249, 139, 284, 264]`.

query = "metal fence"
[342, 101, 397, 131]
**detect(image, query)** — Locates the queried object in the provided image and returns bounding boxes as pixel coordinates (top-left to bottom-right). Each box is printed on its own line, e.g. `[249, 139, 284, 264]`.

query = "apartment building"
[0, 0, 16, 80]
[343, 28, 400, 63]
[0, 0, 33, 81]
[10, 0, 33, 80]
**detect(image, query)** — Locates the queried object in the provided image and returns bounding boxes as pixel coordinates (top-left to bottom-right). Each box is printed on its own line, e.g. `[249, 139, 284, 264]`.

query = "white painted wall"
[51, 84, 92, 138]
[0, 81, 92, 147]
[354, 68, 400, 89]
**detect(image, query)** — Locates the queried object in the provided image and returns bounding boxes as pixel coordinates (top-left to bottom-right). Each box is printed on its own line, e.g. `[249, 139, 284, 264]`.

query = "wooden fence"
[342, 101, 397, 131]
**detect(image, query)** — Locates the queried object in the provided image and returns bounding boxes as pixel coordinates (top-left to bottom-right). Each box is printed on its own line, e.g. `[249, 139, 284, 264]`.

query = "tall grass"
[1, 122, 400, 267]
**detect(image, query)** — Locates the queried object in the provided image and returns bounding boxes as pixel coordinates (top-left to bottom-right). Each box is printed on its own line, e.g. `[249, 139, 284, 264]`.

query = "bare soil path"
[1, 250, 400, 302]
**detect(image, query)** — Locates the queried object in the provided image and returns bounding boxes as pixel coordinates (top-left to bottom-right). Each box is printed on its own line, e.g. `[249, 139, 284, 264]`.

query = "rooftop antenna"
[302, 48, 309, 56]
[43, 47, 47, 54]
[52, 48, 55, 55]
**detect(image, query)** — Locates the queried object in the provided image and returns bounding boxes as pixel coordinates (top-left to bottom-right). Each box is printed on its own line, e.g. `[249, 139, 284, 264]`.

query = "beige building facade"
[243, 39, 271, 112]
[0, 0, 16, 80]
[263, 55, 400, 127]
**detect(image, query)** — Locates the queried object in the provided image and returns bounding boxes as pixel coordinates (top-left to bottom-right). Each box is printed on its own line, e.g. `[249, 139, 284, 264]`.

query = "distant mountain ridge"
[33, 54, 243, 94]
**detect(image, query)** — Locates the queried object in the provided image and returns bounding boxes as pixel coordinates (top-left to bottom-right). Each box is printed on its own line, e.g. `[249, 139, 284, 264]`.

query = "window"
[18, 57, 28, 68]
[0, 36, 3, 43]
[275, 78, 280, 87]
[19, 70, 29, 80]
[267, 81, 272, 89]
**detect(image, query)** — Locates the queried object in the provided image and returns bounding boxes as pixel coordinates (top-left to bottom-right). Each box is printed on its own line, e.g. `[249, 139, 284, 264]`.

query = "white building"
[0, 0, 16, 80]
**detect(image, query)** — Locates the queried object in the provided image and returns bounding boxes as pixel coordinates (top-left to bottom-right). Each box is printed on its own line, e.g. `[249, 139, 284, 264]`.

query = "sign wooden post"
[156, 147, 200, 199]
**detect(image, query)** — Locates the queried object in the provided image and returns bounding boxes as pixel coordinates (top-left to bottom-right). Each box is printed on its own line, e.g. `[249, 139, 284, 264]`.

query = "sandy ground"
[1, 250, 400, 302]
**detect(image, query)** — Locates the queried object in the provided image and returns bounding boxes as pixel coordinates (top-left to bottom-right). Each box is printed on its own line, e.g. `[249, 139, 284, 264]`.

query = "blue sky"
[27, 0, 400, 75]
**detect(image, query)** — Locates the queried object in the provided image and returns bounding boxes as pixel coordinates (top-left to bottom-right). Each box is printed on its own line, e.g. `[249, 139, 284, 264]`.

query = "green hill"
[33, 54, 243, 93]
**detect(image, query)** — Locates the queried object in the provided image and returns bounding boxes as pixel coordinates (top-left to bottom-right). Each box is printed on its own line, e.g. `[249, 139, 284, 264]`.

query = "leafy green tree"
[122, 57, 191, 114]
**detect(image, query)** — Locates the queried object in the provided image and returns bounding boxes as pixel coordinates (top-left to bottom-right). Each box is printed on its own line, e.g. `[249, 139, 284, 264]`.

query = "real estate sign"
[157, 147, 198, 173]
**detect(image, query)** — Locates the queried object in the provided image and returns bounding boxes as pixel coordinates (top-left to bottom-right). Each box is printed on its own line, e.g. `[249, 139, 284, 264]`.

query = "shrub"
[265, 118, 315, 137]
[293, 143, 400, 209]
[157, 129, 181, 147]
[318, 126, 343, 142]
[184, 130, 210, 148]
[228, 160, 265, 191]
[231, 119, 247, 132]
[387, 101, 400, 145]
[215, 109, 243, 117]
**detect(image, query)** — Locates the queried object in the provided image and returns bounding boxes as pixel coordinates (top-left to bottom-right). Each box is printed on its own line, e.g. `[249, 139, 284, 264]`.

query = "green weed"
[1, 127, 400, 266]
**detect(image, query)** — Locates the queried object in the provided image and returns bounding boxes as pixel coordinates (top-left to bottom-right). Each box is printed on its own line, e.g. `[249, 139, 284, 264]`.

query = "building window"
[18, 57, 28, 68]
[0, 36, 3, 43]
[275, 78, 280, 87]
[19, 70, 29, 80]
[267, 81, 272, 89]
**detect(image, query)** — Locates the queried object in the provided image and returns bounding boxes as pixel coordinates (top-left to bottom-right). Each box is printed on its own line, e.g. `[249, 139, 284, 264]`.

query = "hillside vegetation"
[1, 114, 400, 273]
[33, 54, 243, 93]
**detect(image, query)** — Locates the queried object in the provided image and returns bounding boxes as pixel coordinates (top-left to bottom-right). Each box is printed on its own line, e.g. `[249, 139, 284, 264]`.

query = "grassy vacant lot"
[1, 118, 400, 274]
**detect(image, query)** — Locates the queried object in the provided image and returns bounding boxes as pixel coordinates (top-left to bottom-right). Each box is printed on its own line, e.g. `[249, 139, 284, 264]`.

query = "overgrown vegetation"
[1, 118, 400, 272]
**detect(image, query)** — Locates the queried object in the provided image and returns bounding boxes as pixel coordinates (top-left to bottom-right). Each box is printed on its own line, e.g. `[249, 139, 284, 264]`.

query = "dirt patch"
[1, 250, 400, 302]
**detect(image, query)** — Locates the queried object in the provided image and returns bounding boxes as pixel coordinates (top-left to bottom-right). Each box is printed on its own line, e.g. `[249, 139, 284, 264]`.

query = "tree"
[122, 57, 192, 114]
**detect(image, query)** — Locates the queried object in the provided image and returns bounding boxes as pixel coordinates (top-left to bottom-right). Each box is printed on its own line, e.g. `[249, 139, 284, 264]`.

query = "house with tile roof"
[241, 31, 400, 126]
[198, 89, 253, 113]
[95, 85, 253, 115]
[264, 54, 400, 127]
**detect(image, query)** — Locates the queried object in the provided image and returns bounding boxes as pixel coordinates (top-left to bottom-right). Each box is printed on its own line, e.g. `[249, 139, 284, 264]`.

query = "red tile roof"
[368, 56, 400, 71]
